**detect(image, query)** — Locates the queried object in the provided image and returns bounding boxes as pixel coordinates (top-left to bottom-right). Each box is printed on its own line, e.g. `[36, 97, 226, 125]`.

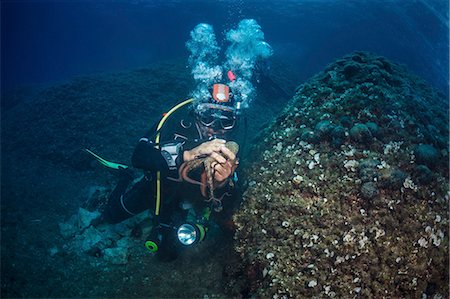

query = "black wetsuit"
[102, 102, 238, 259]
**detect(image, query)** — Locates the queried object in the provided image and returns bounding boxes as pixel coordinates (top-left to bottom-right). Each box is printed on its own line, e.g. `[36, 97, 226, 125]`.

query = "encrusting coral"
[233, 52, 448, 298]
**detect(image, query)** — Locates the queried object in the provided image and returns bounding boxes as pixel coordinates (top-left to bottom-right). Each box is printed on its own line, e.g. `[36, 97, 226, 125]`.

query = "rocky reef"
[233, 52, 448, 298]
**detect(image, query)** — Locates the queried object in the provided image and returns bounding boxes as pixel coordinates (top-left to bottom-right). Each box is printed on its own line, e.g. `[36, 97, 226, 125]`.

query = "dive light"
[177, 223, 207, 245]
[145, 222, 207, 252]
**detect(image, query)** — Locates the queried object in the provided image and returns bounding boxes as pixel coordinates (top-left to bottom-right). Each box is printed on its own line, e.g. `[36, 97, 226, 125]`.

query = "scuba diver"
[86, 19, 273, 261]
[89, 81, 241, 261]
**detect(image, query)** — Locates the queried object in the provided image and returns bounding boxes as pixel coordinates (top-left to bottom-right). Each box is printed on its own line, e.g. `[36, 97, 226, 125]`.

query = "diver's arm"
[132, 139, 172, 175]
[131, 125, 184, 175]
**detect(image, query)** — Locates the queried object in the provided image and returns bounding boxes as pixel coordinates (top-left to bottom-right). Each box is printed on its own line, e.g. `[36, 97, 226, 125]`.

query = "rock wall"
[233, 52, 449, 298]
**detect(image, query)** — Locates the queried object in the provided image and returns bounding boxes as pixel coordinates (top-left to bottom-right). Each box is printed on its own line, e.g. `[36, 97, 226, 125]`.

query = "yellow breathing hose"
[153, 98, 194, 216]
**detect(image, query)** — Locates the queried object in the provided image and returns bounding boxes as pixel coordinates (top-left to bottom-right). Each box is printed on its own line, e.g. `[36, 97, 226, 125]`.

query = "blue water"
[2, 0, 448, 95]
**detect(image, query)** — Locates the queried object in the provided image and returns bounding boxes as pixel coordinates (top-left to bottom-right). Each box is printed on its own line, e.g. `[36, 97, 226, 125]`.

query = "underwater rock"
[414, 144, 440, 168]
[342, 62, 362, 80]
[61, 209, 150, 266]
[49, 246, 59, 257]
[413, 165, 434, 184]
[358, 159, 380, 182]
[111, 222, 132, 237]
[314, 120, 334, 140]
[379, 168, 407, 190]
[86, 246, 103, 258]
[359, 158, 381, 169]
[350, 51, 366, 63]
[330, 125, 346, 147]
[96, 224, 122, 242]
[59, 223, 77, 239]
[59, 215, 78, 239]
[131, 219, 154, 239]
[103, 247, 129, 265]
[360, 182, 379, 200]
[350, 123, 372, 144]
[300, 129, 318, 144]
[340, 116, 352, 128]
[83, 185, 109, 212]
[77, 227, 103, 252]
[365, 121, 380, 138]
[116, 237, 132, 248]
[233, 52, 449, 298]
[78, 208, 101, 230]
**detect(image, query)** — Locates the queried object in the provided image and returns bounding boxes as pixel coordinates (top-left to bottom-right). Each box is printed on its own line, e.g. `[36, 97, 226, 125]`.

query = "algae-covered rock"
[350, 123, 372, 144]
[358, 159, 380, 183]
[379, 168, 407, 190]
[414, 144, 440, 168]
[360, 181, 379, 199]
[413, 164, 434, 184]
[330, 125, 346, 147]
[365, 121, 380, 138]
[314, 120, 334, 140]
[340, 115, 352, 128]
[233, 52, 448, 298]
[300, 129, 318, 144]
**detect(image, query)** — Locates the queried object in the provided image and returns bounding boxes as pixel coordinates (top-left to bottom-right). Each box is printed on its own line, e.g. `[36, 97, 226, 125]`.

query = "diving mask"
[196, 103, 236, 130]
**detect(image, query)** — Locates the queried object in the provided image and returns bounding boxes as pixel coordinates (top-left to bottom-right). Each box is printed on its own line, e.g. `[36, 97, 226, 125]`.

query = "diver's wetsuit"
[102, 102, 238, 259]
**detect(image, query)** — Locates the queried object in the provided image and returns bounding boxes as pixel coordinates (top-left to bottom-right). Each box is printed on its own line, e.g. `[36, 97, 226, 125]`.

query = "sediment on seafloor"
[233, 52, 449, 298]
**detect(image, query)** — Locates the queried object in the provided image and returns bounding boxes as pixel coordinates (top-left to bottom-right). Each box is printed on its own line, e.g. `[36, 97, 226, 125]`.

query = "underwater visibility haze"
[1, 0, 449, 298]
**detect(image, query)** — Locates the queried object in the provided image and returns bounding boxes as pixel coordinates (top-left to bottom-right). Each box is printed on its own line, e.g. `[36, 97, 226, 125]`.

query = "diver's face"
[197, 121, 228, 138]
[195, 106, 236, 138]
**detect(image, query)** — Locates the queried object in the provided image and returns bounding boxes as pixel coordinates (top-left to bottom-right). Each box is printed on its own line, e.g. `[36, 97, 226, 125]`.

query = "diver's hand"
[183, 139, 226, 162]
[213, 159, 239, 183]
[212, 146, 239, 183]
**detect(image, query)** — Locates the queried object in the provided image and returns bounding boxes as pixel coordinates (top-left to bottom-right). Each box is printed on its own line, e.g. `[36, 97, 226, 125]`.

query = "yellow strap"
[154, 98, 194, 216]
[156, 171, 161, 216]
